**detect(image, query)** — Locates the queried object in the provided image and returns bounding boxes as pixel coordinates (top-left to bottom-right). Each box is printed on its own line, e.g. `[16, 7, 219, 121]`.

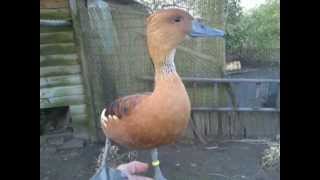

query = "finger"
[128, 161, 149, 173]
[127, 174, 153, 180]
[117, 161, 149, 174]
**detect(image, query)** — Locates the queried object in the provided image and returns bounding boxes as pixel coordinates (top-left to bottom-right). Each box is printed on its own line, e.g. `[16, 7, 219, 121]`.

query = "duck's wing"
[102, 92, 152, 119]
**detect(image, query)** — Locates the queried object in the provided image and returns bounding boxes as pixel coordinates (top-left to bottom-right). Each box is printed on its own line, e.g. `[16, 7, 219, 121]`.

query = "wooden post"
[276, 83, 280, 132]
[213, 83, 223, 137]
[276, 83, 280, 110]
[189, 82, 207, 144]
[68, 0, 117, 141]
[68, 0, 97, 141]
[254, 82, 262, 109]
[224, 82, 238, 138]
[213, 82, 219, 106]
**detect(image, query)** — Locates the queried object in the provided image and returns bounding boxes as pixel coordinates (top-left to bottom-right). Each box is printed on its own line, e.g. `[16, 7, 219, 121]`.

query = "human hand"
[117, 161, 153, 180]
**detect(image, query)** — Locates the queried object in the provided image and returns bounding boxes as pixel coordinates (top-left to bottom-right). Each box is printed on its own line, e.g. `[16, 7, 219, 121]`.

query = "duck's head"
[146, 8, 224, 64]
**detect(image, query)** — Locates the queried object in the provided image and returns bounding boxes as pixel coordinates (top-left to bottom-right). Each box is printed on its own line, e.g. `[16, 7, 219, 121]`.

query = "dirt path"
[40, 140, 279, 180]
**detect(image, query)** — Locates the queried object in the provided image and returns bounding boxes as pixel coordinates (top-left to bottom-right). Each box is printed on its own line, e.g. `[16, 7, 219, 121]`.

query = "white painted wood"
[40, 85, 84, 99]
[40, 75, 82, 88]
[40, 65, 81, 77]
[40, 94, 86, 108]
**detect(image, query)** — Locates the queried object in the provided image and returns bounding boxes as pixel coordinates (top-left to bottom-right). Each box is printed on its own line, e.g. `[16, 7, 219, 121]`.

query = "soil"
[40, 140, 279, 180]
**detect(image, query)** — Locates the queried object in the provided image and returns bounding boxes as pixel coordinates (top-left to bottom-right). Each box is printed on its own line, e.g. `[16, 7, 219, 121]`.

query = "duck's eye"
[174, 16, 181, 22]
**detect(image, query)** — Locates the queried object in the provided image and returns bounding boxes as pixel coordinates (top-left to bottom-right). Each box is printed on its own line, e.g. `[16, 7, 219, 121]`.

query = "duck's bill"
[189, 20, 224, 38]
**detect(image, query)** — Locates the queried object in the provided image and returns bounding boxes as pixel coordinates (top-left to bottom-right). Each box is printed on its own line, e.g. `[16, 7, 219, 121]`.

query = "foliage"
[135, 0, 279, 51]
[224, 0, 244, 50]
[135, 0, 220, 19]
[225, 0, 280, 50]
[243, 0, 280, 49]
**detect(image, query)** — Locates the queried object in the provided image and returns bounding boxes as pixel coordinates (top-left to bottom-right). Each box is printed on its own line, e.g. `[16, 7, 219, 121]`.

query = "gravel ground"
[40, 138, 279, 180]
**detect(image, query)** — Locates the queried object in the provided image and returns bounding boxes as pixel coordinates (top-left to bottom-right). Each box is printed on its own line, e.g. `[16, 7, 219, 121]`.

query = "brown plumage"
[104, 92, 152, 119]
[101, 9, 194, 150]
[98, 8, 225, 180]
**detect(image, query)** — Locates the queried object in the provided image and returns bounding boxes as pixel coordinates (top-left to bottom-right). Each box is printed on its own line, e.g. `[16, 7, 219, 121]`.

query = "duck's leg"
[151, 148, 167, 180]
[128, 150, 138, 161]
[100, 138, 111, 167]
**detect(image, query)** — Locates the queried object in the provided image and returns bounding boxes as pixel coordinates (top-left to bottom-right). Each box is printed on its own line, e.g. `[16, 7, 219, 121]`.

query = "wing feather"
[103, 92, 151, 119]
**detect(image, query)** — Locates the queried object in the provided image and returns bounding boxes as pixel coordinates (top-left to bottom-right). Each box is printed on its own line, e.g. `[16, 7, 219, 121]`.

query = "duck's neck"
[154, 49, 177, 80]
[152, 48, 186, 95]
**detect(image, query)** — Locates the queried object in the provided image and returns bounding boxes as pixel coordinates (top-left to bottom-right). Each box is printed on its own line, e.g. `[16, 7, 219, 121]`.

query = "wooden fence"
[141, 76, 280, 142]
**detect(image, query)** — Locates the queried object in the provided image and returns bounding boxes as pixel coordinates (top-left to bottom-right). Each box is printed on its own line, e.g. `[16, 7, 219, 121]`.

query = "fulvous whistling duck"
[100, 8, 224, 180]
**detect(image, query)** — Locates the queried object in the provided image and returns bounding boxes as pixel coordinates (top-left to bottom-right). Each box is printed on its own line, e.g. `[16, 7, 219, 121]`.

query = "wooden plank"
[40, 85, 84, 99]
[276, 84, 280, 109]
[254, 82, 262, 108]
[184, 124, 196, 139]
[40, 19, 72, 27]
[235, 112, 279, 138]
[222, 113, 232, 138]
[40, 43, 76, 55]
[40, 31, 74, 44]
[40, 8, 71, 19]
[40, 94, 86, 109]
[40, 26, 73, 33]
[141, 76, 280, 83]
[212, 112, 220, 137]
[40, 65, 81, 77]
[40, 0, 69, 9]
[40, 75, 82, 88]
[69, 0, 99, 141]
[40, 54, 78, 66]
[69, 104, 86, 116]
[192, 107, 280, 112]
[190, 112, 207, 144]
[213, 82, 218, 107]
[229, 111, 241, 138]
[195, 112, 204, 137]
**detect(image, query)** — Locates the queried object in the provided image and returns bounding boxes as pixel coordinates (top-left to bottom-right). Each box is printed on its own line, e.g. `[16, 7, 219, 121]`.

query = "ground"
[40, 139, 279, 180]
